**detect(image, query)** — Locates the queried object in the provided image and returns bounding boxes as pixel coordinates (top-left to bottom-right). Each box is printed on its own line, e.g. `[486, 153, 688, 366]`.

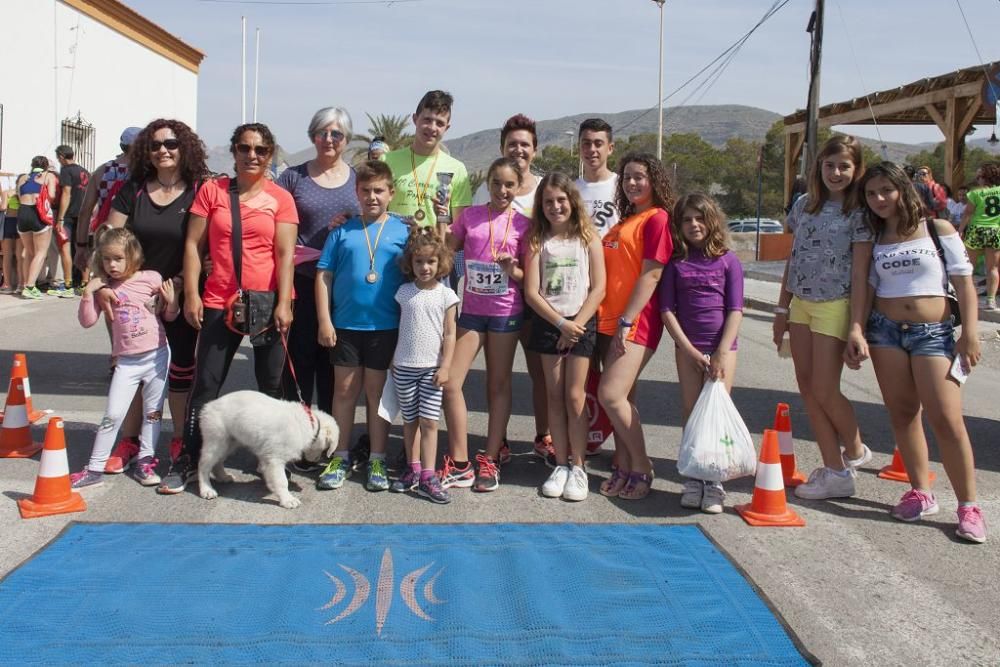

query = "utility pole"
[653, 0, 666, 161]
[241, 16, 247, 124]
[804, 0, 824, 173]
[253, 28, 261, 122]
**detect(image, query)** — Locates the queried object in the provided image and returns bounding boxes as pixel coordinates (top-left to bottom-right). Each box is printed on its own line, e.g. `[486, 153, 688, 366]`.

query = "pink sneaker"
[104, 437, 140, 474]
[890, 489, 939, 522]
[956, 505, 987, 544]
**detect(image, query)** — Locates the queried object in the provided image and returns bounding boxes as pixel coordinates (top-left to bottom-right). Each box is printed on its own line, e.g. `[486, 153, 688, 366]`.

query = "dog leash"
[279, 329, 320, 443]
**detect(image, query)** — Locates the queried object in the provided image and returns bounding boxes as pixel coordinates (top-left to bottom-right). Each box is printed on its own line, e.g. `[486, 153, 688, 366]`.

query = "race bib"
[465, 259, 508, 295]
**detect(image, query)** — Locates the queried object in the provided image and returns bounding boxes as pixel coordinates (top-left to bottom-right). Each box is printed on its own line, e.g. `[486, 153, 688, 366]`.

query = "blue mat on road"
[0, 523, 814, 665]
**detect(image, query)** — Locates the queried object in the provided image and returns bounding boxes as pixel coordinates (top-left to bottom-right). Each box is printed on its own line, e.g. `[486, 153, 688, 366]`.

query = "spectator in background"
[914, 166, 949, 220]
[947, 184, 967, 227]
[368, 136, 389, 161]
[1, 178, 22, 294]
[958, 162, 1000, 311]
[52, 144, 90, 296]
[15, 156, 58, 299]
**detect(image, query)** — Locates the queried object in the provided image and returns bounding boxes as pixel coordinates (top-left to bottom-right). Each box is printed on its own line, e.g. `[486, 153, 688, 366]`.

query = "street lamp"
[564, 130, 575, 156]
[652, 0, 666, 161]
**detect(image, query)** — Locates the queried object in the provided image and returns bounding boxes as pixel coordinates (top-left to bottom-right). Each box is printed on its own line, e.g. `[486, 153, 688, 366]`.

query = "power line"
[833, 0, 886, 158]
[198, 0, 426, 5]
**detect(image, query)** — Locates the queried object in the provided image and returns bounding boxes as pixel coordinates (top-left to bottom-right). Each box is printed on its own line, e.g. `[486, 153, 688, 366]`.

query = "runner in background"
[958, 162, 1000, 311]
[15, 157, 57, 300]
[1, 176, 22, 294]
[575, 118, 619, 239]
[52, 144, 89, 297]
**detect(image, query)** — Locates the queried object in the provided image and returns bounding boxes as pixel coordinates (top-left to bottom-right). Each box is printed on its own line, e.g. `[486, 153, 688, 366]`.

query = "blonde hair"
[90, 226, 144, 282]
[805, 135, 865, 216]
[671, 193, 730, 260]
[528, 172, 596, 253]
[400, 226, 453, 279]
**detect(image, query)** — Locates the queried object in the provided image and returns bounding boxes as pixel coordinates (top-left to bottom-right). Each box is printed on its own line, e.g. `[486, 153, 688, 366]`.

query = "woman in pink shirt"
[71, 227, 179, 489]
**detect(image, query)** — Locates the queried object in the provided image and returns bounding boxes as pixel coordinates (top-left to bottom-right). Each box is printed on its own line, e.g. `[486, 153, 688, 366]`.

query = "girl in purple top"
[660, 193, 744, 514]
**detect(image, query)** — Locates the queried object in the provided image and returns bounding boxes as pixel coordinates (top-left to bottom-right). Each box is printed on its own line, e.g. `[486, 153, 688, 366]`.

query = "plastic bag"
[376, 372, 400, 424]
[677, 380, 757, 482]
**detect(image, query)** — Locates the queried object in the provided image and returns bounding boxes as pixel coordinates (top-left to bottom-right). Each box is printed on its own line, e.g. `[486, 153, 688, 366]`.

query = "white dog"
[198, 391, 338, 509]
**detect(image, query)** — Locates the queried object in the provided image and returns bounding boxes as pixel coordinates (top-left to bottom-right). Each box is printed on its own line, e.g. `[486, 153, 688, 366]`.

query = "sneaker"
[390, 469, 419, 493]
[794, 467, 856, 500]
[289, 458, 324, 473]
[541, 465, 570, 498]
[842, 443, 873, 470]
[438, 456, 475, 489]
[956, 505, 987, 543]
[105, 437, 140, 474]
[473, 453, 500, 493]
[131, 456, 161, 486]
[680, 480, 704, 509]
[890, 488, 939, 522]
[562, 466, 589, 502]
[701, 482, 726, 514]
[168, 436, 184, 463]
[416, 476, 452, 504]
[0, 286, 15, 295]
[70, 469, 104, 489]
[156, 454, 194, 495]
[20, 286, 43, 300]
[317, 456, 351, 490]
[498, 438, 512, 466]
[984, 298, 998, 312]
[366, 458, 389, 492]
[533, 433, 555, 463]
[349, 434, 370, 470]
[47, 284, 75, 298]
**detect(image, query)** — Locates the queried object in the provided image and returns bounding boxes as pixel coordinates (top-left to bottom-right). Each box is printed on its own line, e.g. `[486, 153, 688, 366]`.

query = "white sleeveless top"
[539, 235, 591, 317]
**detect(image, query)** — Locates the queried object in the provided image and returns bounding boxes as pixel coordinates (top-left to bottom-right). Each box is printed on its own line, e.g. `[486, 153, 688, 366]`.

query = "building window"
[61, 114, 96, 171]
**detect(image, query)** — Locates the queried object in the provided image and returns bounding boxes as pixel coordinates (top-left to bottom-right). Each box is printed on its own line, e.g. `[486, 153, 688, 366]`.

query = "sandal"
[618, 472, 653, 500]
[600, 469, 630, 497]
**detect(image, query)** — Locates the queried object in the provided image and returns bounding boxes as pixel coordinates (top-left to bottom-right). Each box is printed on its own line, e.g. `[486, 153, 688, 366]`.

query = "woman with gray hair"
[277, 107, 360, 432]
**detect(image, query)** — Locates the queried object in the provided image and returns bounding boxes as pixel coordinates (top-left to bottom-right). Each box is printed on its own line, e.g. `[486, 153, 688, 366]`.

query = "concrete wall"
[1, 1, 197, 173]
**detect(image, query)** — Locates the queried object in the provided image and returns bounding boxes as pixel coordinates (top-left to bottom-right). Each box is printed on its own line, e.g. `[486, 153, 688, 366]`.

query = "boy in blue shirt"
[316, 161, 409, 491]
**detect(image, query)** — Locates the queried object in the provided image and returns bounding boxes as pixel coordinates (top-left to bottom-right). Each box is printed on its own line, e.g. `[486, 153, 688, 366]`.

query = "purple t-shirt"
[277, 163, 360, 277]
[451, 204, 531, 317]
[659, 248, 743, 353]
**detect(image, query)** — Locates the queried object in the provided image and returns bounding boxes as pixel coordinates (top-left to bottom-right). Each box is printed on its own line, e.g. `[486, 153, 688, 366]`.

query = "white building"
[1, 0, 203, 174]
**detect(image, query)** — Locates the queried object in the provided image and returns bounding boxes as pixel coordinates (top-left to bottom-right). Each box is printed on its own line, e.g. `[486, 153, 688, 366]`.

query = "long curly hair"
[128, 119, 209, 186]
[977, 162, 1000, 187]
[399, 226, 453, 280]
[860, 161, 924, 238]
[671, 192, 730, 260]
[528, 172, 595, 253]
[613, 152, 675, 219]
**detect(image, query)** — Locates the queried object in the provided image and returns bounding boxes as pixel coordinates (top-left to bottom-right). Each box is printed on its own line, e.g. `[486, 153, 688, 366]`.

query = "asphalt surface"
[1, 290, 999, 666]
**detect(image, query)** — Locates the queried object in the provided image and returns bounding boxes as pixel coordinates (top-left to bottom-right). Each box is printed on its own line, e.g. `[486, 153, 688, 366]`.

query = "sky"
[122, 0, 1000, 153]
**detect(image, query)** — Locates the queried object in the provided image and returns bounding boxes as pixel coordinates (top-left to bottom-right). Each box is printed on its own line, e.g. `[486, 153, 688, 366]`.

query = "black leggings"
[163, 302, 199, 393]
[282, 271, 333, 412]
[183, 307, 286, 462]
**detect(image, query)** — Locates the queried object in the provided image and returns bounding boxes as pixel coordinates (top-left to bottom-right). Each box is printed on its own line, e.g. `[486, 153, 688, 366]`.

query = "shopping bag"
[677, 380, 756, 482]
[377, 372, 400, 424]
[585, 368, 612, 450]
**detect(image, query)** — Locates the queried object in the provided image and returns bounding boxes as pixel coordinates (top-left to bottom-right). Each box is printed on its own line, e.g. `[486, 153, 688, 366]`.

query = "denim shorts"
[865, 311, 955, 358]
[457, 311, 523, 333]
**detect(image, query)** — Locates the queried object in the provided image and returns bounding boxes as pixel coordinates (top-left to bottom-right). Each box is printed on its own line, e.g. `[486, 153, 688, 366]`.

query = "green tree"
[661, 133, 721, 194]
[533, 145, 578, 176]
[904, 143, 995, 186]
[352, 113, 413, 161]
[468, 169, 486, 196]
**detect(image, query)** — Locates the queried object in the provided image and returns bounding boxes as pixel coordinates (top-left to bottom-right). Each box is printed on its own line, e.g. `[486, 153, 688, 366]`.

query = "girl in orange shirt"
[596, 153, 674, 500]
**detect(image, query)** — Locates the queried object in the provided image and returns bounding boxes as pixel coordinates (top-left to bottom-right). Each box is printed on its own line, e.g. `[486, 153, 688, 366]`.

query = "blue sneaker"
[390, 469, 419, 493]
[366, 458, 389, 492]
[317, 456, 351, 490]
[416, 476, 451, 504]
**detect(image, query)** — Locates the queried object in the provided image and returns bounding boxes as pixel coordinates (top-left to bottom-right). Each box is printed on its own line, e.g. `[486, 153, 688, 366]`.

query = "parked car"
[727, 218, 784, 234]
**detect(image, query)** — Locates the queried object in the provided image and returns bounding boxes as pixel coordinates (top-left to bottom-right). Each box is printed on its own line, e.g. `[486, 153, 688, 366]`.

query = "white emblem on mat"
[318, 548, 446, 636]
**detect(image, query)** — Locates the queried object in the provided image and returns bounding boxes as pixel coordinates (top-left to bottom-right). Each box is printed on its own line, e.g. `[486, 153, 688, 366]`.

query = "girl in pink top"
[72, 227, 179, 489]
[441, 157, 531, 493]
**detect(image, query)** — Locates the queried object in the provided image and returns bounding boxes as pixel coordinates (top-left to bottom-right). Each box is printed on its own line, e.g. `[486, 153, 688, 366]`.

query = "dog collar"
[304, 404, 320, 445]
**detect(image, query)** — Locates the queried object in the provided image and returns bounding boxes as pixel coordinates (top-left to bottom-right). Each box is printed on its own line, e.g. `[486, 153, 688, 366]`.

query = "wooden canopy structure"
[783, 62, 1000, 201]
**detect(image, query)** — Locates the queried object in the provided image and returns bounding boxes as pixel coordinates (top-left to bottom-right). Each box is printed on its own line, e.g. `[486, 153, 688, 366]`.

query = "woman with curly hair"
[98, 119, 210, 477]
[958, 162, 1000, 311]
[596, 152, 674, 500]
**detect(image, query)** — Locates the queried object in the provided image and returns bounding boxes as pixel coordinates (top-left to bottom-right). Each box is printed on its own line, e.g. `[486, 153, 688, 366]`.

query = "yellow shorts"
[788, 296, 850, 341]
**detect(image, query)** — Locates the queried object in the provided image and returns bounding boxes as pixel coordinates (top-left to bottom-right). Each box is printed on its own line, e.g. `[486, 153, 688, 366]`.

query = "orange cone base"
[18, 493, 87, 519]
[878, 466, 936, 484]
[735, 502, 806, 527]
[0, 441, 44, 458]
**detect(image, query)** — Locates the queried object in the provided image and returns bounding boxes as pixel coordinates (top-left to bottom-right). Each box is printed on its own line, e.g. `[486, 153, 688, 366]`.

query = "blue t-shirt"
[276, 163, 360, 277]
[317, 214, 408, 330]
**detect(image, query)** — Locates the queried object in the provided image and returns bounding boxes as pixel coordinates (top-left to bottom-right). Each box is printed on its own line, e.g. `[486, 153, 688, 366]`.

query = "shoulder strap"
[229, 180, 243, 290]
[925, 219, 949, 290]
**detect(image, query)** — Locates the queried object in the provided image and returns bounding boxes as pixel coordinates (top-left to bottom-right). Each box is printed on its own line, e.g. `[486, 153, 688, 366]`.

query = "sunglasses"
[150, 139, 181, 151]
[236, 143, 273, 157]
[314, 129, 345, 142]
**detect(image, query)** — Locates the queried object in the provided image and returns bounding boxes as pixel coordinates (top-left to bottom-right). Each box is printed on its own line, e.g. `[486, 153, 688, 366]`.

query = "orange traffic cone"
[774, 403, 806, 487]
[736, 429, 805, 527]
[878, 447, 936, 484]
[18, 417, 87, 519]
[0, 354, 50, 424]
[0, 380, 44, 458]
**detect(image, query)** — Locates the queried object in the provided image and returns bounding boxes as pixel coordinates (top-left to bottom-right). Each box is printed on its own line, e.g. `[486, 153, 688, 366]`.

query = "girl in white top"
[850, 161, 985, 544]
[524, 173, 606, 501]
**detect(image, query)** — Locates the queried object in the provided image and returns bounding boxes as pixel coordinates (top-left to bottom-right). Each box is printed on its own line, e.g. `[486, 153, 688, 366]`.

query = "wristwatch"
[618, 317, 634, 329]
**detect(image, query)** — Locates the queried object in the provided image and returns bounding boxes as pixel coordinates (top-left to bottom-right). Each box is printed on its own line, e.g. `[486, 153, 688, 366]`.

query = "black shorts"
[17, 206, 46, 234]
[330, 328, 398, 371]
[2, 216, 17, 240]
[529, 314, 597, 358]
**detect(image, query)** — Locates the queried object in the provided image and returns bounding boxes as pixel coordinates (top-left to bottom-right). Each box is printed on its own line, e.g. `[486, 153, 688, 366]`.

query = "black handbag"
[925, 219, 962, 326]
[224, 179, 278, 346]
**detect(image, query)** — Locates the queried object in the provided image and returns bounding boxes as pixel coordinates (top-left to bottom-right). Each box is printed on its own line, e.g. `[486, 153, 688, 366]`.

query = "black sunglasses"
[150, 139, 181, 151]
[236, 143, 272, 157]
[314, 129, 345, 142]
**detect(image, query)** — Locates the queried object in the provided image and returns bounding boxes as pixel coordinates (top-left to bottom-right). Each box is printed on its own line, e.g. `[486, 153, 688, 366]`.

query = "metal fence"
[60, 114, 96, 171]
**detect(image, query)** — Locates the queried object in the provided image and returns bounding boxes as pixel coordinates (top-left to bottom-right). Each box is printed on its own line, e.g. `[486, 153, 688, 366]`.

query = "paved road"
[1, 293, 998, 666]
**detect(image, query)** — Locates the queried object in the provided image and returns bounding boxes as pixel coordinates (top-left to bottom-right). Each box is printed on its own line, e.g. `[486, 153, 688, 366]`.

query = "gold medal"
[361, 216, 388, 287]
[366, 271, 378, 284]
[414, 209, 426, 222]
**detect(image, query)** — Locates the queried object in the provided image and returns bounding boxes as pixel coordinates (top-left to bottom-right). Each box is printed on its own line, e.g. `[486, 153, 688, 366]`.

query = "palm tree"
[351, 113, 414, 160]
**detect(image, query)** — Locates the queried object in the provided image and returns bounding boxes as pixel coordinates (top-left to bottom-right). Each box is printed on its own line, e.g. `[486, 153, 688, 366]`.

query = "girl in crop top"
[853, 161, 985, 544]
